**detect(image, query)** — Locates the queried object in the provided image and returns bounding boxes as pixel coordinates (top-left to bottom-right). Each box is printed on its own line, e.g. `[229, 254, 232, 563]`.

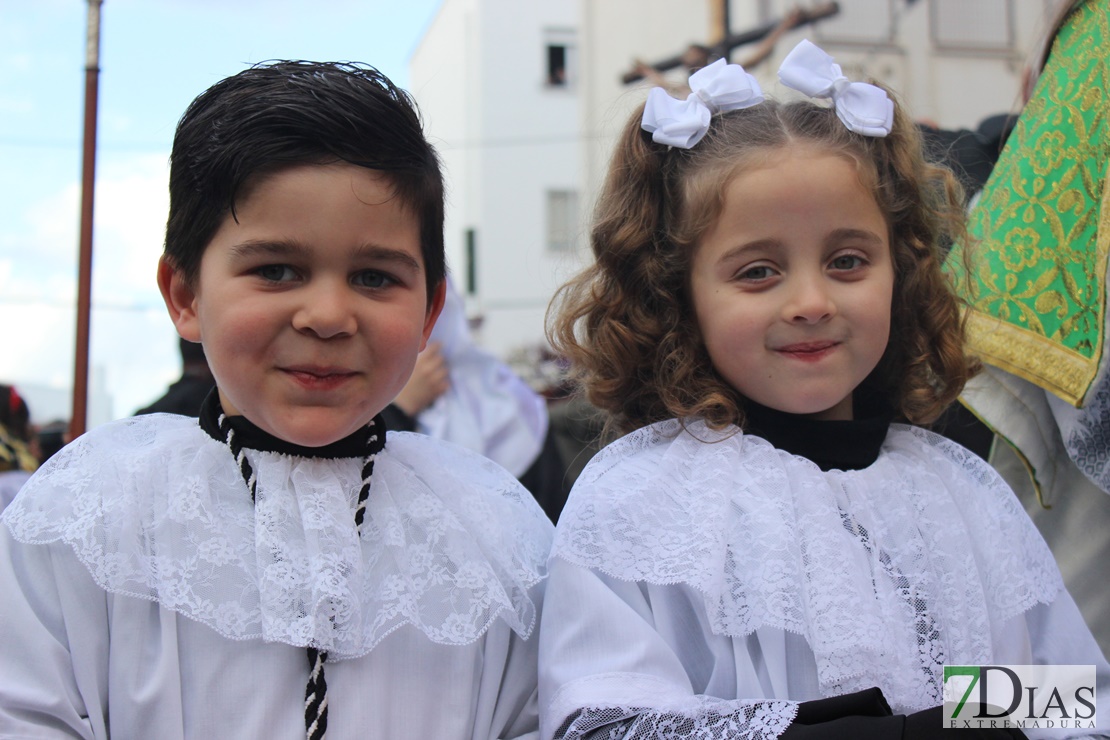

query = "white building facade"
[410, 0, 582, 359]
[411, 0, 1065, 364]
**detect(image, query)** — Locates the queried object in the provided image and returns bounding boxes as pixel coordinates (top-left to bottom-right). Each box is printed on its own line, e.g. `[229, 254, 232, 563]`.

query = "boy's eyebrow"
[229, 240, 423, 273]
[353, 244, 423, 273]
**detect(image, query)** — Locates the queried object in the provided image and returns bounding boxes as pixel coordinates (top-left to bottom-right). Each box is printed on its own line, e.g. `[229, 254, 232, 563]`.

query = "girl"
[539, 41, 1108, 739]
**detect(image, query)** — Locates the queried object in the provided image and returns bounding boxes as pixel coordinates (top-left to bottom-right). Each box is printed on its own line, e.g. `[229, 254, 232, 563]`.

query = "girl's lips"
[775, 341, 840, 362]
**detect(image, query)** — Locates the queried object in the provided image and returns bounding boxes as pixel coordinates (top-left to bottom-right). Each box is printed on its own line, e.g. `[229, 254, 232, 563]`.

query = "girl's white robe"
[539, 419, 1110, 739]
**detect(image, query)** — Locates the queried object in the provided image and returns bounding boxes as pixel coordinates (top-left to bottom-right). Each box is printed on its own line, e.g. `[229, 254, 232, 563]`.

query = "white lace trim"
[546, 673, 797, 740]
[2, 414, 552, 660]
[552, 419, 1062, 712]
[1056, 369, 1110, 493]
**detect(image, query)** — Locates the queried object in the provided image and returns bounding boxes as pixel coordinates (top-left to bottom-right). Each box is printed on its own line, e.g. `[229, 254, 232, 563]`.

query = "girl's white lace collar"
[3, 414, 552, 660]
[552, 419, 1062, 711]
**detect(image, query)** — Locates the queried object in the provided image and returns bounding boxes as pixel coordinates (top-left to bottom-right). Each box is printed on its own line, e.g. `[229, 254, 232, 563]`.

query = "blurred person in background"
[32, 419, 69, 466]
[945, 0, 1110, 653]
[382, 278, 567, 520]
[134, 337, 215, 417]
[0, 384, 38, 512]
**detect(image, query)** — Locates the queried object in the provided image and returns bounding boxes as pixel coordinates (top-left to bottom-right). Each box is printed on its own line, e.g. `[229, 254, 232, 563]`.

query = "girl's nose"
[783, 275, 837, 325]
[292, 283, 358, 339]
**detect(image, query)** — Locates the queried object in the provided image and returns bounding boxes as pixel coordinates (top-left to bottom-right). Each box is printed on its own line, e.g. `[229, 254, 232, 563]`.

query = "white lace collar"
[552, 419, 1062, 711]
[3, 414, 553, 660]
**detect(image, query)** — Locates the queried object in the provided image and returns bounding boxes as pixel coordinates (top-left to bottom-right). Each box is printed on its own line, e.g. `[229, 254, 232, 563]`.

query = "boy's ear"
[157, 256, 202, 342]
[420, 279, 447, 351]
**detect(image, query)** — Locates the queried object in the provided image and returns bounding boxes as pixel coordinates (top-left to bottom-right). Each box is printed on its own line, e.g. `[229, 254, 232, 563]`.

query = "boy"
[0, 61, 552, 739]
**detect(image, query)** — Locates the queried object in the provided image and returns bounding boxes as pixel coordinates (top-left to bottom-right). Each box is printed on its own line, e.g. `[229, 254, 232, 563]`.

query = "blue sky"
[0, 0, 442, 424]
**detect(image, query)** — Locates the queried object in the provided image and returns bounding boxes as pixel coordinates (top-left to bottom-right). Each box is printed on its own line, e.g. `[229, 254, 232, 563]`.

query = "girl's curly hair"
[548, 90, 978, 435]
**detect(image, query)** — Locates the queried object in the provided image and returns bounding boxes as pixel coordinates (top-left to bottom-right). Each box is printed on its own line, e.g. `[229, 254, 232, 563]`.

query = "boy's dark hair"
[165, 60, 445, 301]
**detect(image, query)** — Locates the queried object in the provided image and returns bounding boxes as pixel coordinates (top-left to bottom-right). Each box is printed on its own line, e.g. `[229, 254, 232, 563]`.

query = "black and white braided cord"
[219, 412, 383, 740]
[305, 647, 329, 738]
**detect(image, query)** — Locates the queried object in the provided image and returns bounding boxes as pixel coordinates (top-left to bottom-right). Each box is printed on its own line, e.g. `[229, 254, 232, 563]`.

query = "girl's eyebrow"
[714, 239, 780, 266]
[228, 240, 423, 274]
[826, 228, 886, 247]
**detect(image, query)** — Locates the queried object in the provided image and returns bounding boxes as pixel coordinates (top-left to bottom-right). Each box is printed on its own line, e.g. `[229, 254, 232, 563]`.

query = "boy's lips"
[281, 365, 359, 388]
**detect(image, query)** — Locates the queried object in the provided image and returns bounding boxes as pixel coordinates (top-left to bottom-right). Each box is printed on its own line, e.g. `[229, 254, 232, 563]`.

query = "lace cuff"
[546, 673, 797, 740]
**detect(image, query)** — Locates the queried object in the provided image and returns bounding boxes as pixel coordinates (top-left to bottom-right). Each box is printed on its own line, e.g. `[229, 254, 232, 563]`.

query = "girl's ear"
[420, 279, 447, 351]
[157, 256, 201, 342]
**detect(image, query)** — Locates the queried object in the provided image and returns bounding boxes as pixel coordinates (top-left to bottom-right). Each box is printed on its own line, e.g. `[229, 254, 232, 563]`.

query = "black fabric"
[198, 387, 385, 459]
[904, 706, 1027, 740]
[781, 689, 1027, 739]
[919, 113, 1018, 198]
[793, 687, 893, 723]
[780, 713, 906, 739]
[134, 374, 215, 417]
[742, 391, 895, 472]
[379, 403, 419, 433]
[518, 427, 568, 523]
[782, 687, 901, 739]
[931, 402, 994, 461]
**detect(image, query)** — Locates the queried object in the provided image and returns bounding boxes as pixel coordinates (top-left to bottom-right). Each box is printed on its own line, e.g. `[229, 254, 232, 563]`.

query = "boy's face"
[160, 162, 444, 447]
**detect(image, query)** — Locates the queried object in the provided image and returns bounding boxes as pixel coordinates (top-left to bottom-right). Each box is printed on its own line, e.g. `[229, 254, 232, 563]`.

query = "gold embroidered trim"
[964, 309, 1093, 406]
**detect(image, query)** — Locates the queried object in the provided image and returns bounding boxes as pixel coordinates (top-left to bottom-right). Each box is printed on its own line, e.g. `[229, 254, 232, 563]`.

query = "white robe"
[418, 278, 548, 478]
[539, 419, 1110, 739]
[0, 414, 553, 739]
[0, 469, 31, 513]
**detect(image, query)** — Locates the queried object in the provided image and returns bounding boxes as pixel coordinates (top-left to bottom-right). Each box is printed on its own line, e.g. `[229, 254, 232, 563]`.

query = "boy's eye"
[352, 270, 395, 289]
[256, 264, 297, 282]
[830, 254, 865, 271]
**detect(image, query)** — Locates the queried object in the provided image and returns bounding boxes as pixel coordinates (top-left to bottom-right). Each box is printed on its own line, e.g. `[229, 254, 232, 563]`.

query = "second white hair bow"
[641, 58, 764, 149]
[778, 39, 893, 137]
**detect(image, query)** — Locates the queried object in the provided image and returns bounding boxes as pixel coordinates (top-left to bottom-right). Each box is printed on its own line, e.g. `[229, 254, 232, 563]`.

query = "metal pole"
[72, 0, 102, 437]
[712, 0, 731, 62]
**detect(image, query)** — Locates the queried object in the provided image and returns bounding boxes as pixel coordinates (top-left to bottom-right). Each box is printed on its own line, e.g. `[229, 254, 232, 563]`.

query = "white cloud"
[0, 153, 178, 427]
[20, 184, 79, 268]
[91, 153, 172, 301]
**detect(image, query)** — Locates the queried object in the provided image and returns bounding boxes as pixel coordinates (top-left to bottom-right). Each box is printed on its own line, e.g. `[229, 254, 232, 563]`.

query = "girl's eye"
[830, 254, 865, 271]
[737, 265, 776, 282]
[353, 270, 395, 289]
[256, 264, 297, 282]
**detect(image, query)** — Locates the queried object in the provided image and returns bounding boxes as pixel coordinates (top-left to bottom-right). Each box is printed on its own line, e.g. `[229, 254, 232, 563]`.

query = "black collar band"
[742, 392, 895, 472]
[198, 387, 386, 460]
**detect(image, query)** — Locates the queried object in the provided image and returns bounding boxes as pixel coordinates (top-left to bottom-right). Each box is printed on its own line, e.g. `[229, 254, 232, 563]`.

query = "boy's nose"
[292, 284, 358, 339]
[783, 276, 836, 325]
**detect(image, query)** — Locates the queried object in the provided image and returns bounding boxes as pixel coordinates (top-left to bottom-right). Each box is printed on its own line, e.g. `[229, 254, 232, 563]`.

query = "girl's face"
[689, 149, 894, 421]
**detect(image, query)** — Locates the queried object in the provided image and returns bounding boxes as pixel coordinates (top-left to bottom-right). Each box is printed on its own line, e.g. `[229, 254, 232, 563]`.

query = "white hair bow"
[641, 58, 764, 149]
[778, 39, 893, 137]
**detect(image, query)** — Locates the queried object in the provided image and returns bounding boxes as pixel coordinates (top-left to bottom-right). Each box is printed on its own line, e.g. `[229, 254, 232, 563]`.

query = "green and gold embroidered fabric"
[946, 0, 1109, 407]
